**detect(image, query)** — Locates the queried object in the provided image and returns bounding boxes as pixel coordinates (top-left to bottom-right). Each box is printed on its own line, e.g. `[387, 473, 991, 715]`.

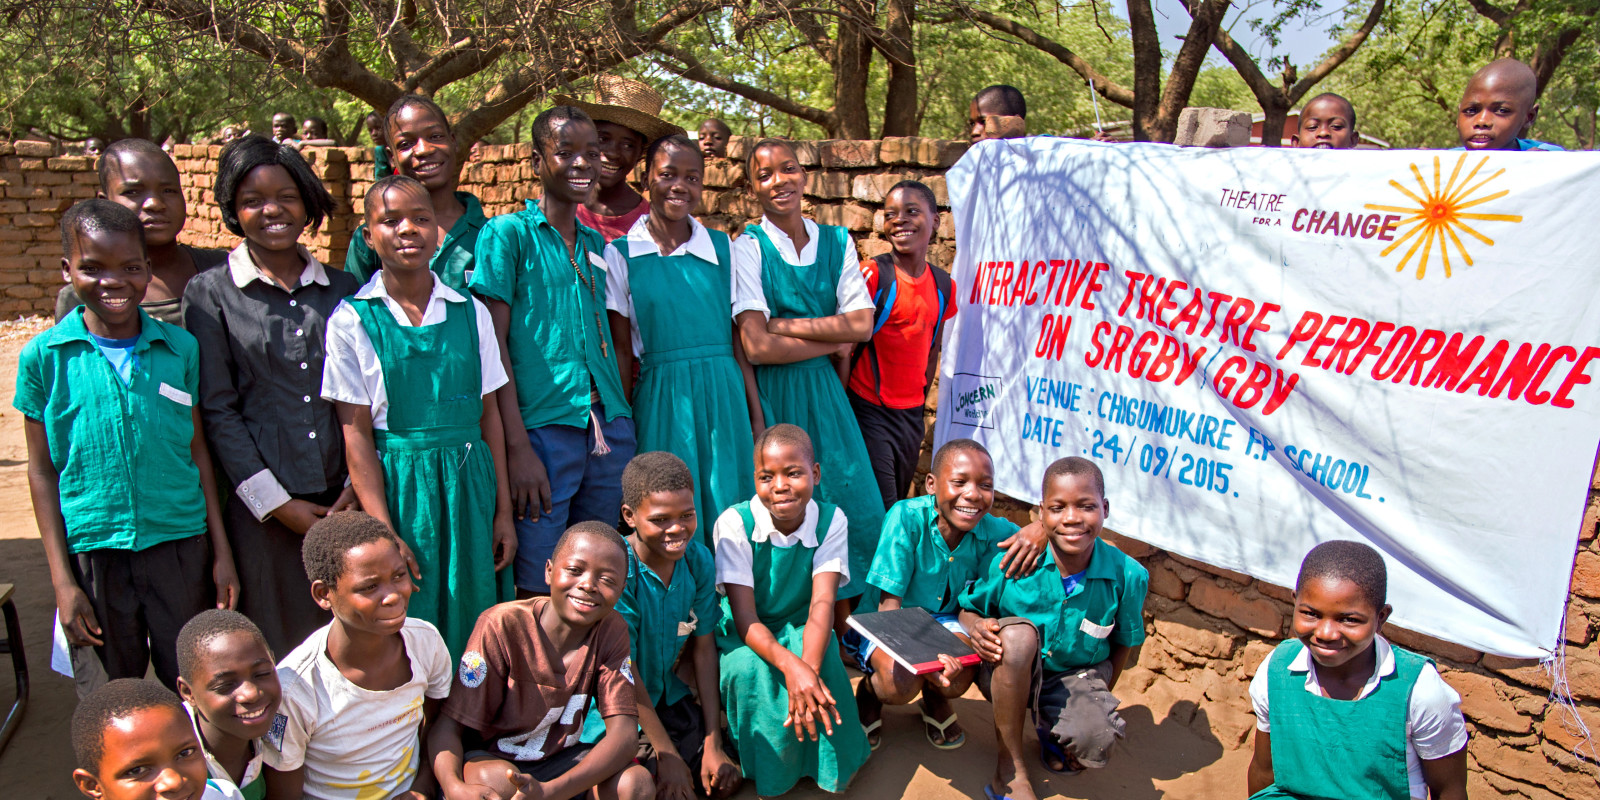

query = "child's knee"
[870, 664, 923, 705]
[463, 757, 519, 797]
[998, 623, 1039, 665]
[613, 763, 656, 800]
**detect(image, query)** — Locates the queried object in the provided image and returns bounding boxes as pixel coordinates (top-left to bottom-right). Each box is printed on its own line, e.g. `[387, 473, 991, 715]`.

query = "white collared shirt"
[602, 214, 763, 356]
[320, 273, 508, 429]
[226, 243, 330, 290]
[713, 497, 849, 589]
[185, 701, 259, 800]
[1248, 636, 1468, 799]
[728, 216, 874, 320]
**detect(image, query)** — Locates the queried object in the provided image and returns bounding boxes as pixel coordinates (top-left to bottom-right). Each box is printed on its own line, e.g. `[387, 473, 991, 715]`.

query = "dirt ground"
[0, 316, 1453, 798]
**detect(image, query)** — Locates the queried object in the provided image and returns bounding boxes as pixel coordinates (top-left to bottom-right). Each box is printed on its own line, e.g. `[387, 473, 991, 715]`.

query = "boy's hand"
[506, 443, 552, 522]
[655, 752, 696, 800]
[329, 485, 360, 513]
[213, 556, 240, 610]
[505, 770, 544, 800]
[56, 585, 103, 647]
[492, 513, 517, 571]
[969, 618, 1004, 663]
[702, 744, 740, 796]
[391, 534, 422, 582]
[997, 521, 1048, 578]
[271, 498, 331, 536]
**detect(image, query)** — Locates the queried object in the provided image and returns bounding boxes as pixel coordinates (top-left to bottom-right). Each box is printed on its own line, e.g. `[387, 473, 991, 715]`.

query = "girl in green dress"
[732, 138, 886, 606]
[604, 134, 762, 541]
[323, 175, 517, 658]
[713, 424, 870, 795]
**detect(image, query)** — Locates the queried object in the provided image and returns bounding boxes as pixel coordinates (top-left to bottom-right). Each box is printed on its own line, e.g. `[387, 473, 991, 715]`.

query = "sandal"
[982, 786, 1009, 800]
[862, 717, 883, 751]
[920, 710, 966, 750]
[1037, 725, 1083, 775]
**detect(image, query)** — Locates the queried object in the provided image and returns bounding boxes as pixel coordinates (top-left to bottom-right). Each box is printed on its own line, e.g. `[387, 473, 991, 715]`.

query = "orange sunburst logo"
[1362, 153, 1523, 280]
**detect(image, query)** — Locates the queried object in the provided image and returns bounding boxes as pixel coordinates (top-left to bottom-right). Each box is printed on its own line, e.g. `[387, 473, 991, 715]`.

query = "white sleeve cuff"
[236, 469, 292, 521]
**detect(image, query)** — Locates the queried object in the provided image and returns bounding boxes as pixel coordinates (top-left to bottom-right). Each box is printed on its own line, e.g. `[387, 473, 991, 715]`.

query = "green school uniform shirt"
[469, 200, 630, 429]
[14, 308, 207, 552]
[959, 537, 1148, 674]
[345, 191, 487, 291]
[863, 495, 1018, 615]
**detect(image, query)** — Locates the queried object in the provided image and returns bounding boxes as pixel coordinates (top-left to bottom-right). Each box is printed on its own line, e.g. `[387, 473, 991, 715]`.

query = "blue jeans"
[513, 410, 636, 591]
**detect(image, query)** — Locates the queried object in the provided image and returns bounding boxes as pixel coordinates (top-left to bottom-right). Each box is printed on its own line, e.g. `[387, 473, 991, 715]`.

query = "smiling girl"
[184, 135, 360, 656]
[732, 138, 885, 615]
[322, 175, 517, 659]
[603, 134, 761, 537]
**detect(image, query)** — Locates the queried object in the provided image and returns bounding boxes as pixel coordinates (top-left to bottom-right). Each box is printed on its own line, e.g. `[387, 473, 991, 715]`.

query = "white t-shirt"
[320, 273, 508, 429]
[728, 216, 873, 320]
[261, 618, 453, 800]
[602, 214, 761, 356]
[713, 497, 849, 589]
[1248, 636, 1468, 800]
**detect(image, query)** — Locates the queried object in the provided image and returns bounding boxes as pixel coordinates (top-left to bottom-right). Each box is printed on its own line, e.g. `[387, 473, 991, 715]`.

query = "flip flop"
[1037, 725, 1083, 776]
[983, 785, 1009, 800]
[920, 710, 966, 750]
[862, 717, 883, 751]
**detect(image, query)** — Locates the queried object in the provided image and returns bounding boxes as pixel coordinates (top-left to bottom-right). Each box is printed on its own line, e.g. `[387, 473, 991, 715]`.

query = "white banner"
[937, 137, 1600, 658]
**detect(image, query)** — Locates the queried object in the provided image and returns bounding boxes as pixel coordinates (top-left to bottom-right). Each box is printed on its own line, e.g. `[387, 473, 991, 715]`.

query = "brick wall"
[4, 135, 1597, 795]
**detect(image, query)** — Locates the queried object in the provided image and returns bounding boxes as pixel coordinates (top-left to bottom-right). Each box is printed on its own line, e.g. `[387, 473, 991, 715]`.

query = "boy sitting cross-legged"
[580, 452, 742, 799]
[430, 522, 654, 800]
[959, 456, 1149, 800]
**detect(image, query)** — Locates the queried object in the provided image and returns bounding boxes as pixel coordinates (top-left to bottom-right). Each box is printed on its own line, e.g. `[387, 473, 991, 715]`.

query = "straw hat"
[553, 75, 686, 143]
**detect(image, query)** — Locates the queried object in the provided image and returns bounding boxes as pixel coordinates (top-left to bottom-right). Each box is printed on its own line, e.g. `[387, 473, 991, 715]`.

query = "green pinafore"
[715, 501, 869, 795]
[745, 223, 885, 599]
[1249, 639, 1424, 800]
[351, 297, 512, 659]
[621, 228, 754, 545]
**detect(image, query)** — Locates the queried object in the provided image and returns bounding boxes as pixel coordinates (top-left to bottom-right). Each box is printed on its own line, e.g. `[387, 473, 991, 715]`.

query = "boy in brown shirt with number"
[430, 522, 652, 800]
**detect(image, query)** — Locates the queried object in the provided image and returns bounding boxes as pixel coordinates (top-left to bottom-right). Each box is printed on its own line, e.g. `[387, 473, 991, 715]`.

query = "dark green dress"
[350, 296, 512, 658]
[745, 223, 886, 599]
[716, 500, 870, 794]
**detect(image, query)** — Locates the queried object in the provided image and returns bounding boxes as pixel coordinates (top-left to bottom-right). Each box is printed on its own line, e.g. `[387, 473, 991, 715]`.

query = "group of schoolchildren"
[28, 59, 1488, 800]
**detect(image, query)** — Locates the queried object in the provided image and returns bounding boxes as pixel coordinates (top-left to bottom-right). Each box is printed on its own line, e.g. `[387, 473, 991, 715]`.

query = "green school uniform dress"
[578, 539, 720, 742]
[15, 309, 207, 550]
[613, 223, 754, 543]
[1250, 639, 1429, 800]
[861, 495, 1018, 614]
[715, 500, 870, 795]
[959, 538, 1148, 675]
[349, 295, 511, 657]
[346, 191, 487, 291]
[745, 223, 885, 598]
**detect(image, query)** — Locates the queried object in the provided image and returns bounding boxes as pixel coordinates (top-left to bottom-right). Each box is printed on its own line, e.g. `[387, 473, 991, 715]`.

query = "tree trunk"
[879, 0, 918, 137]
[832, 4, 874, 139]
[1258, 97, 1291, 147]
[1126, 0, 1163, 141]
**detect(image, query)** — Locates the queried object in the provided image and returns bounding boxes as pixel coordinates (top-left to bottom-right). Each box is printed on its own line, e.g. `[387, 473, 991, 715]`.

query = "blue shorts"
[849, 611, 966, 674]
[512, 405, 635, 592]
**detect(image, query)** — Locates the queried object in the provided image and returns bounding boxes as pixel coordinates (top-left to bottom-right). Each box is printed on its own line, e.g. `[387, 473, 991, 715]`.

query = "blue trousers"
[512, 410, 636, 591]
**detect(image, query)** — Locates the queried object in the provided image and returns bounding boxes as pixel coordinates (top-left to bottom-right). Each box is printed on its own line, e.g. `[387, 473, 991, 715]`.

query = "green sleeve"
[13, 338, 45, 420]
[468, 217, 521, 304]
[344, 224, 378, 285]
[865, 503, 915, 599]
[959, 550, 1005, 618]
[690, 543, 719, 635]
[614, 571, 643, 658]
[1111, 560, 1150, 647]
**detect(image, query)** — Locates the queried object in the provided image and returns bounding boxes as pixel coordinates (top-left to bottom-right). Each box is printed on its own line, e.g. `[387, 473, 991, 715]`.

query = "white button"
[303, 395, 311, 403]
[296, 328, 304, 336]
[308, 431, 317, 439]
[300, 362, 308, 369]
[289, 300, 298, 307]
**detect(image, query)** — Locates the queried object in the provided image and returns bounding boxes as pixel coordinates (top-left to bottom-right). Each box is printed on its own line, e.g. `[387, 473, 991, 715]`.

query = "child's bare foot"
[988, 756, 1038, 800]
[856, 677, 883, 749]
[918, 686, 964, 749]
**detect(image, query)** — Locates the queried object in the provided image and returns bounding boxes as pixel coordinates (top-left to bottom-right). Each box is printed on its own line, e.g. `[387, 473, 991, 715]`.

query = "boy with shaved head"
[1456, 58, 1563, 152]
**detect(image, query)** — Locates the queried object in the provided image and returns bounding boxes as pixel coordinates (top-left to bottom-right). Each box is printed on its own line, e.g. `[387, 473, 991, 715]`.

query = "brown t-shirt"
[443, 598, 637, 763]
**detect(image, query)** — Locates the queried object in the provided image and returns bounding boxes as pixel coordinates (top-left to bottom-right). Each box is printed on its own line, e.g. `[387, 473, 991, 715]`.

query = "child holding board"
[732, 138, 884, 608]
[604, 134, 761, 535]
[322, 175, 517, 657]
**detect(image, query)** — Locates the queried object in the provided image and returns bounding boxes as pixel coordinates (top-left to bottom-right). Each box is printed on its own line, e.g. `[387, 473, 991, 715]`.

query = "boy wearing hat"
[556, 75, 685, 242]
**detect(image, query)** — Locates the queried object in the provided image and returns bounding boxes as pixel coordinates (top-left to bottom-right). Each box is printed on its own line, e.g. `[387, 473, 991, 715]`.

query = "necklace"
[568, 243, 608, 359]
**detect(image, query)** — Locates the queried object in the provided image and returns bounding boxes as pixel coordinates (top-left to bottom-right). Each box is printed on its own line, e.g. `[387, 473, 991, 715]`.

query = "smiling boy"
[1292, 94, 1360, 150]
[1456, 58, 1563, 152]
[959, 456, 1148, 800]
[175, 610, 281, 800]
[470, 106, 635, 596]
[72, 679, 246, 800]
[430, 522, 652, 800]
